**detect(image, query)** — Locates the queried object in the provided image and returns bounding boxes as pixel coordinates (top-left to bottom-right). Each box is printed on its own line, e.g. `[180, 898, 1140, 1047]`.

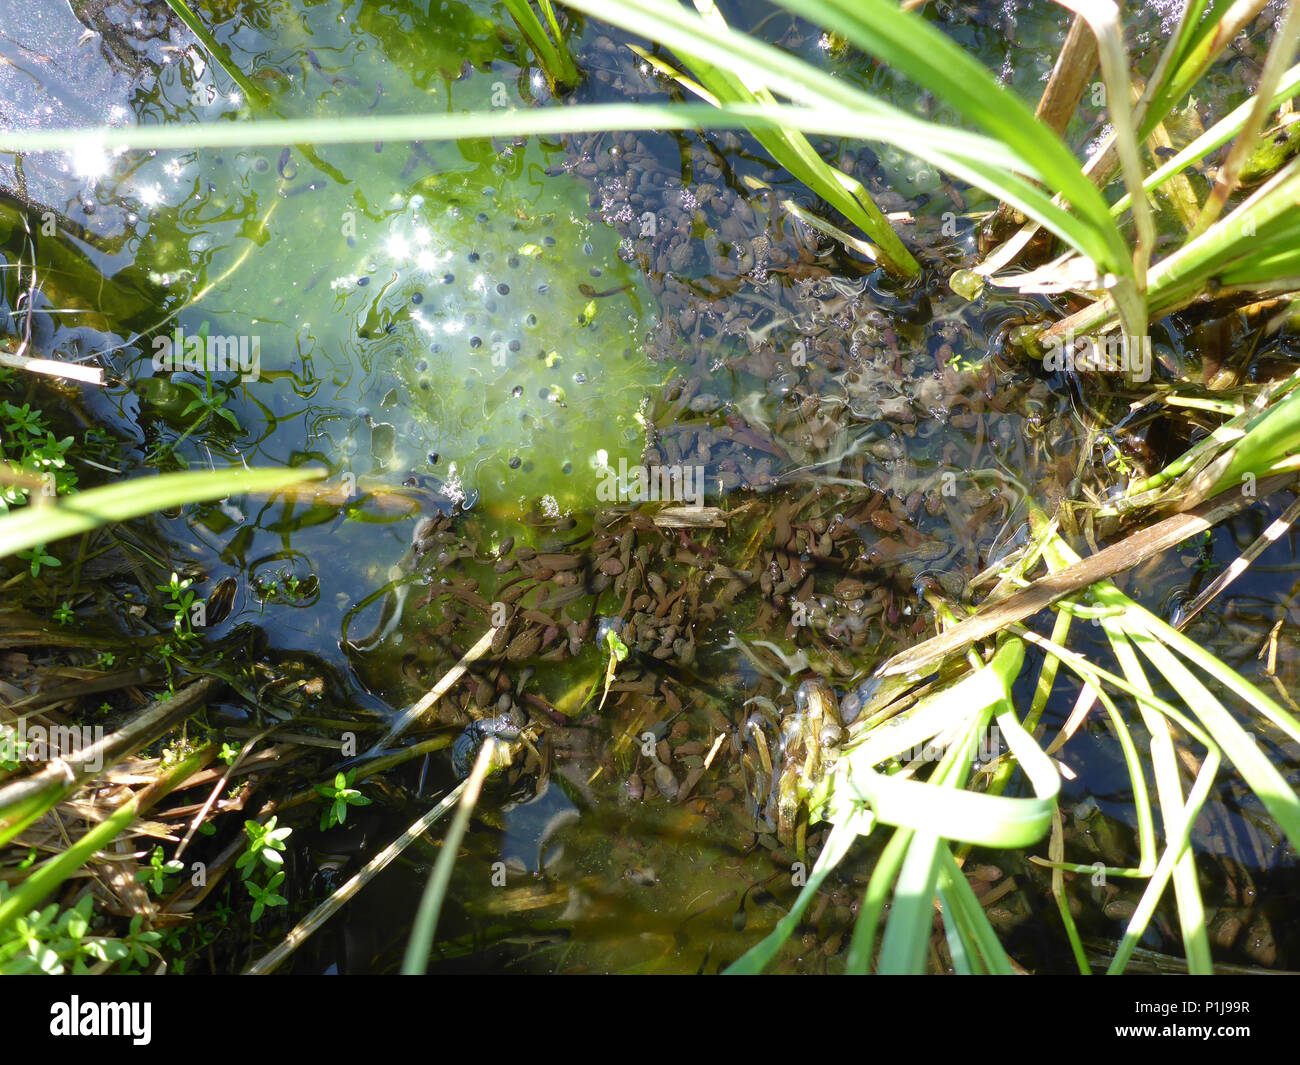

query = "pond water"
[3, 0, 1299, 972]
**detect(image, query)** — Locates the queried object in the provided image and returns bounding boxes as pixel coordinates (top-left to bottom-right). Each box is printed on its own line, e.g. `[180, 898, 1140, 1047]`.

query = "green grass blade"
[1112, 63, 1300, 216]
[724, 814, 865, 973]
[1100, 598, 1300, 854]
[0, 798, 138, 934]
[559, 0, 1121, 265]
[503, 0, 579, 88]
[1103, 626, 1213, 974]
[0, 466, 324, 560]
[937, 847, 1016, 975]
[773, 0, 1129, 273]
[840, 641, 1058, 850]
[844, 824, 911, 973]
[401, 738, 496, 974]
[877, 829, 944, 974]
[672, 2, 918, 274]
[160, 0, 270, 107]
[1048, 808, 1093, 974]
[937, 886, 980, 975]
[1104, 733, 1222, 975]
[1138, 0, 1271, 142]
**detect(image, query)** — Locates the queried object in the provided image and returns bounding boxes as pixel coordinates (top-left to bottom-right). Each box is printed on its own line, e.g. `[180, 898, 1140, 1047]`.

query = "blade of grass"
[1048, 808, 1093, 973]
[560, 0, 1125, 268]
[1112, 63, 1300, 217]
[503, 0, 580, 88]
[844, 824, 911, 973]
[160, 0, 270, 107]
[1194, 0, 1300, 234]
[937, 847, 1017, 975]
[401, 737, 496, 975]
[724, 812, 866, 973]
[0, 797, 138, 933]
[774, 0, 1130, 274]
[1103, 624, 1213, 974]
[1055, 0, 1153, 344]
[0, 466, 324, 560]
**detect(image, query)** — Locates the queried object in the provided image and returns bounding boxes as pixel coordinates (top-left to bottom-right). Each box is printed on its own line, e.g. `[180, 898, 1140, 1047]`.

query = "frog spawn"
[340, 190, 658, 513]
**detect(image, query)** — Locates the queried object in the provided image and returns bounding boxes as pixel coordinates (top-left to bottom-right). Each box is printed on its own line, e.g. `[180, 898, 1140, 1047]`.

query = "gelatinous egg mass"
[138, 133, 660, 519]
[339, 181, 656, 513]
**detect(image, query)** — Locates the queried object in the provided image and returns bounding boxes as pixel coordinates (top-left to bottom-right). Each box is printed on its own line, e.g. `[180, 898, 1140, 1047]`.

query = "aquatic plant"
[502, 0, 582, 90]
[4, 0, 1300, 976]
[9, 0, 1295, 330]
[745, 381, 1300, 974]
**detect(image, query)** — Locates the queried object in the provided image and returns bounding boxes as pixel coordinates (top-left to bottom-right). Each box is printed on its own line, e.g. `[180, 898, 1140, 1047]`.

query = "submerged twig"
[0, 348, 104, 385]
[0, 675, 222, 846]
[1176, 493, 1300, 628]
[366, 628, 497, 754]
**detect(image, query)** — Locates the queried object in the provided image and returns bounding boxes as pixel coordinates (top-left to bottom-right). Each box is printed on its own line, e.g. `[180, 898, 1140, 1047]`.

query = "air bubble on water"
[1086, 124, 1114, 160]
[444, 463, 466, 506]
